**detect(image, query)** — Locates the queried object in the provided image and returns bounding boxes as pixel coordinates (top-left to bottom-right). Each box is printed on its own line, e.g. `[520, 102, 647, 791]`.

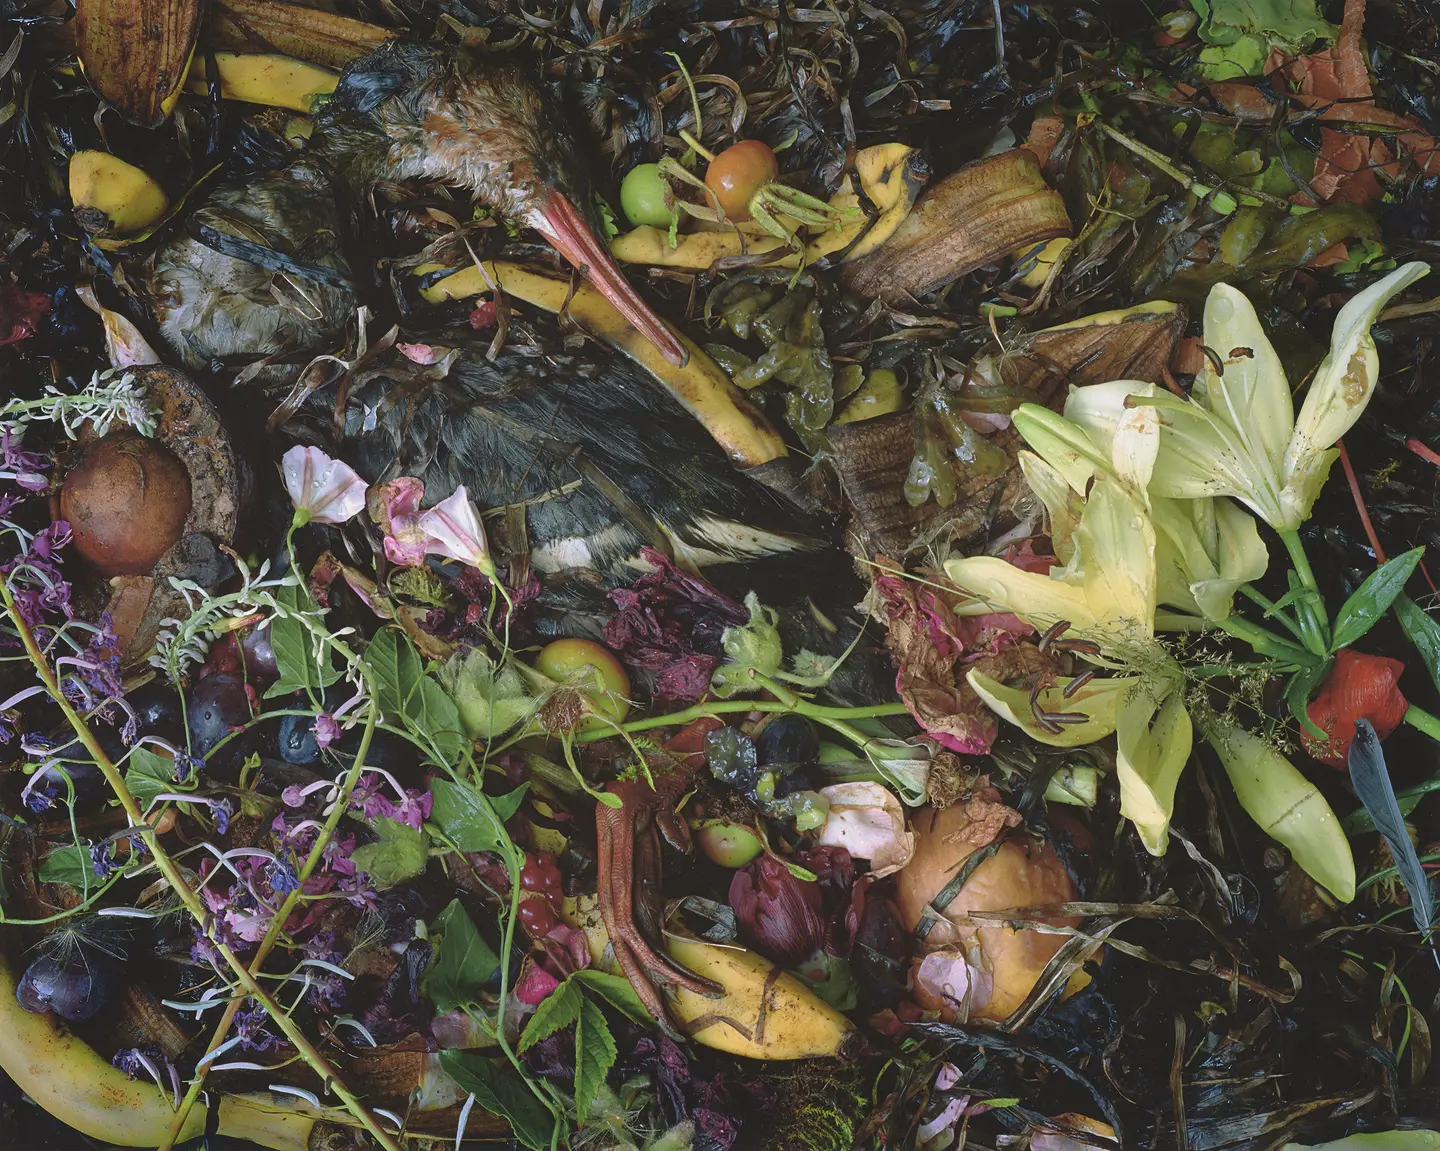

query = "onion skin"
[895, 792, 1081, 1022]
[61, 432, 191, 576]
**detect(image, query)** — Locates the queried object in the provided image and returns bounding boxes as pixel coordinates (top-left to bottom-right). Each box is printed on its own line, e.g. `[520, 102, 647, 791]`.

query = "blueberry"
[278, 713, 320, 765]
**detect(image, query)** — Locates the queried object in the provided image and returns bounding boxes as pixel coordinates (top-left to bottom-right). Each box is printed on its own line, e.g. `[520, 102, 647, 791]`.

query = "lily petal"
[1018, 451, 1083, 567]
[966, 668, 1132, 748]
[1011, 404, 1108, 494]
[1075, 477, 1155, 638]
[944, 556, 1098, 634]
[1115, 681, 1192, 855]
[1063, 380, 1160, 490]
[1205, 719, 1355, 902]
[1196, 284, 1294, 483]
[1191, 498, 1268, 621]
[1281, 261, 1430, 524]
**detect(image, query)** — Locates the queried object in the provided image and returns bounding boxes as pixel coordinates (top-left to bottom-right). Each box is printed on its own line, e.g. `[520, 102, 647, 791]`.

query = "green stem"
[1404, 703, 1440, 742]
[161, 699, 382, 1150]
[570, 695, 909, 745]
[1096, 122, 1247, 214]
[1278, 529, 1331, 648]
[1214, 614, 1319, 666]
[0, 580, 402, 1151]
[1237, 584, 1305, 643]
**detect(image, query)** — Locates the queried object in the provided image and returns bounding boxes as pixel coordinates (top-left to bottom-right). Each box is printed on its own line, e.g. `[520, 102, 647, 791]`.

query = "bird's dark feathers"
[326, 345, 825, 577]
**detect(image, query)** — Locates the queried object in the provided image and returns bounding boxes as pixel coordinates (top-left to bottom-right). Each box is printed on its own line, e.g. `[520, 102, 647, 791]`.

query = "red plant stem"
[1337, 439, 1387, 563]
[1406, 437, 1440, 468]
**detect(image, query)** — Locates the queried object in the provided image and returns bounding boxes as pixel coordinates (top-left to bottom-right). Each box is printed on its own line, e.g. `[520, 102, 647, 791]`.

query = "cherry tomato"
[534, 639, 631, 723]
[619, 163, 672, 228]
[704, 140, 778, 221]
[520, 851, 563, 893]
[518, 896, 558, 938]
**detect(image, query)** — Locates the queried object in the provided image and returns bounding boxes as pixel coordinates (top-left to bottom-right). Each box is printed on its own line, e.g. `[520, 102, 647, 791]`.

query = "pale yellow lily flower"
[1144, 262, 1429, 533]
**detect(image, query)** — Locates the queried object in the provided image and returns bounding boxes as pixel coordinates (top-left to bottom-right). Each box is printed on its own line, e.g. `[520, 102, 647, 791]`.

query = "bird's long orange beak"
[532, 190, 689, 368]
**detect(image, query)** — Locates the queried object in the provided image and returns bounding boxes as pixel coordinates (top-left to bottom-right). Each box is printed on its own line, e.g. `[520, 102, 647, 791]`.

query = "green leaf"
[430, 779, 511, 854]
[574, 998, 616, 1122]
[437, 1051, 555, 1151]
[1331, 547, 1424, 652]
[571, 969, 653, 1023]
[363, 629, 465, 763]
[489, 783, 530, 823]
[361, 627, 424, 719]
[1396, 593, 1440, 697]
[124, 746, 177, 809]
[427, 899, 499, 1013]
[265, 584, 343, 698]
[1284, 660, 1332, 743]
[38, 845, 91, 887]
[350, 817, 429, 888]
[518, 979, 582, 1053]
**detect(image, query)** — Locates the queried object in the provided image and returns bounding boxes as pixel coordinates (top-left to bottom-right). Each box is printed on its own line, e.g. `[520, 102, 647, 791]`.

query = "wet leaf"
[438, 1051, 554, 1151]
[1330, 548, 1422, 651]
[427, 899, 499, 1013]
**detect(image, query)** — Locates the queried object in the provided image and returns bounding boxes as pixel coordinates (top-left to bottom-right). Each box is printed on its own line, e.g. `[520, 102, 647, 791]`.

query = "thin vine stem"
[159, 698, 382, 1150]
[0, 579, 403, 1151]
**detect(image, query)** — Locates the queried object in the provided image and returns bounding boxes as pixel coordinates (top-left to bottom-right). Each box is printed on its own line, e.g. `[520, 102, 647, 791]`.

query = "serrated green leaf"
[124, 745, 178, 809]
[437, 1051, 556, 1151]
[1331, 547, 1424, 652]
[265, 584, 343, 698]
[519, 979, 582, 1053]
[38, 845, 91, 887]
[574, 998, 616, 1122]
[430, 779, 511, 854]
[571, 969, 653, 1023]
[350, 817, 430, 888]
[427, 899, 499, 1014]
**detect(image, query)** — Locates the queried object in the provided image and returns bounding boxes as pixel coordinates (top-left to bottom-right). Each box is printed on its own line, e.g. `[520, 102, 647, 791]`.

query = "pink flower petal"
[417, 486, 491, 571]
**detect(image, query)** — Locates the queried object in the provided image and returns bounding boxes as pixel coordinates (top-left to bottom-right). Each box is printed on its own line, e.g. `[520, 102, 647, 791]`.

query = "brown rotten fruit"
[61, 432, 192, 576]
[895, 788, 1083, 1023]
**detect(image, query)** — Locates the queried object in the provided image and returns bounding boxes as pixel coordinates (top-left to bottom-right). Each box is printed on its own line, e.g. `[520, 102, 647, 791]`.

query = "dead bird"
[144, 41, 686, 371]
[325, 341, 824, 579]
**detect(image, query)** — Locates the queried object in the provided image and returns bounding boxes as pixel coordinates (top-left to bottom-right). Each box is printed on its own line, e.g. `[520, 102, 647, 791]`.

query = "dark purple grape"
[756, 715, 818, 768]
[125, 682, 186, 741]
[17, 951, 119, 1021]
[186, 673, 251, 756]
[239, 623, 278, 684]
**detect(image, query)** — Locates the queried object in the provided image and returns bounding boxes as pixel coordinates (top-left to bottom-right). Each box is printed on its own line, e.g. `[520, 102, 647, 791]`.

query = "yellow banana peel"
[204, 0, 396, 70]
[418, 260, 786, 467]
[69, 151, 169, 236]
[611, 142, 923, 271]
[0, 944, 341, 1150]
[664, 933, 856, 1060]
[188, 52, 339, 112]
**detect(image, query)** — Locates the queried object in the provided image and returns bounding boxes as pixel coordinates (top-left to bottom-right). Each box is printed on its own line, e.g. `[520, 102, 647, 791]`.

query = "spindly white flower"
[281, 445, 367, 527]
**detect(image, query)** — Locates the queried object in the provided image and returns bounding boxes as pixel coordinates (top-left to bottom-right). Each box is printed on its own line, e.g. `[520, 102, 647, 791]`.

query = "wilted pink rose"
[814, 783, 916, 878]
[515, 960, 560, 1006]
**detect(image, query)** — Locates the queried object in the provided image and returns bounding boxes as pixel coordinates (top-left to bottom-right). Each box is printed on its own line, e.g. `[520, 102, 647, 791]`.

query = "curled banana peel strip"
[0, 945, 359, 1150]
[418, 260, 787, 468]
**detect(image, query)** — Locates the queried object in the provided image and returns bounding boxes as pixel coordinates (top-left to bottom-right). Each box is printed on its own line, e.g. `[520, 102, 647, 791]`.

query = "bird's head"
[320, 42, 687, 366]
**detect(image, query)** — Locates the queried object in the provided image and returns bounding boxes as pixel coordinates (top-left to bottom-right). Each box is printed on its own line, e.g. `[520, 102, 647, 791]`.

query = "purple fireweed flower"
[91, 841, 122, 879]
[234, 1002, 279, 1052]
[314, 713, 341, 748]
[267, 858, 302, 896]
[0, 425, 50, 492]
